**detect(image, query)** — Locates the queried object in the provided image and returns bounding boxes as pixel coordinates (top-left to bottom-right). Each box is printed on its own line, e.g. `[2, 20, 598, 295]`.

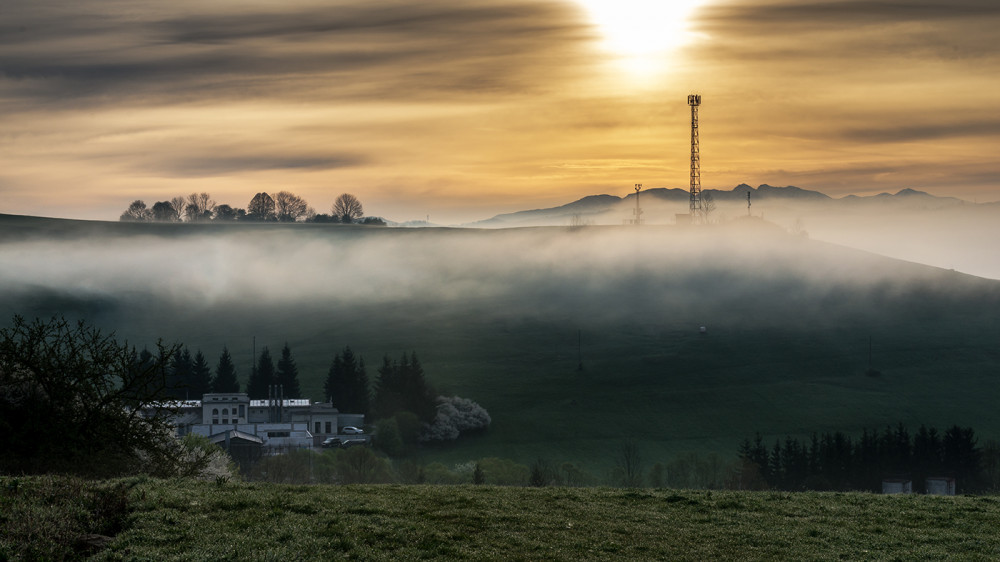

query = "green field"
[2, 214, 999, 470]
[6, 476, 1000, 560]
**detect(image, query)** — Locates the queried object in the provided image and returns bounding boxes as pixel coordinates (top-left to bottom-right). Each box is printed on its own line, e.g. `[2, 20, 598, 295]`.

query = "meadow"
[2, 214, 999, 470]
[5, 475, 1000, 560]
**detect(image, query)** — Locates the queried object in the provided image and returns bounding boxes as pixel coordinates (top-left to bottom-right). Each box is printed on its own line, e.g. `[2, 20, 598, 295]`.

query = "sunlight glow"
[576, 0, 705, 74]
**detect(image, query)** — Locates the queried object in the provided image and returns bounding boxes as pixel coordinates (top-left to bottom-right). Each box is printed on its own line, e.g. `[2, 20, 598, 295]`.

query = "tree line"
[120, 191, 383, 224]
[149, 341, 438, 423]
[738, 423, 1000, 493]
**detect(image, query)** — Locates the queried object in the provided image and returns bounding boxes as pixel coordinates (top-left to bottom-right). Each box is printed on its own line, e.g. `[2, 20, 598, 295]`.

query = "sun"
[576, 0, 706, 74]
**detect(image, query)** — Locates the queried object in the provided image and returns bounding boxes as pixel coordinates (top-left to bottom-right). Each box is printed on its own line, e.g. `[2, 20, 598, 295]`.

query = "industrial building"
[142, 391, 367, 452]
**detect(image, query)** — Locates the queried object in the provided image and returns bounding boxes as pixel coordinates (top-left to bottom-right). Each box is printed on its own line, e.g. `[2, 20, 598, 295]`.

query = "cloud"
[131, 154, 365, 178]
[835, 119, 1000, 144]
[693, 0, 1000, 62]
[0, 0, 590, 108]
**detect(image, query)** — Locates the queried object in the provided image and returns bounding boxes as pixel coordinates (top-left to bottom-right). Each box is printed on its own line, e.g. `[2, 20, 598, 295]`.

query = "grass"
[5, 475, 1000, 560]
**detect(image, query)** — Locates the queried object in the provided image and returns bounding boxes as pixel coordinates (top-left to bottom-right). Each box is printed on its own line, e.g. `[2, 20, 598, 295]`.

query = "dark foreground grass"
[6, 476, 1000, 560]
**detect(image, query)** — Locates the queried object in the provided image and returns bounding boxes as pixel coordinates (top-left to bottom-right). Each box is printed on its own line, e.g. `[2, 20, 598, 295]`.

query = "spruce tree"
[245, 346, 275, 400]
[169, 347, 193, 399]
[212, 346, 240, 393]
[324, 347, 370, 415]
[189, 350, 213, 399]
[373, 352, 435, 422]
[275, 343, 301, 399]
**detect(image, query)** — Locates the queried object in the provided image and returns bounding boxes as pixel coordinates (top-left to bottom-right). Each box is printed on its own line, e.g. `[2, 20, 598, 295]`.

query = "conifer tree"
[373, 351, 436, 422]
[324, 346, 370, 415]
[212, 346, 240, 393]
[189, 349, 213, 399]
[276, 342, 301, 399]
[245, 346, 275, 400]
[169, 347, 193, 399]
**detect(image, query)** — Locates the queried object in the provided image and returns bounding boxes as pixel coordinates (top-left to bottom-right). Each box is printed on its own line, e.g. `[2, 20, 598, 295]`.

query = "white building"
[925, 477, 956, 496]
[146, 392, 367, 451]
[882, 479, 912, 494]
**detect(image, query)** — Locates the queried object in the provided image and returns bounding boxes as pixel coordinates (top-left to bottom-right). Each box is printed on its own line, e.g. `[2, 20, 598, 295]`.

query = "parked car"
[321, 437, 341, 448]
[341, 426, 364, 435]
[340, 439, 366, 449]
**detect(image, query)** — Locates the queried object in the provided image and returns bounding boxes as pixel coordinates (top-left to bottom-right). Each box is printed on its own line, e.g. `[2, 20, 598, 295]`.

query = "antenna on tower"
[688, 94, 702, 222]
[747, 189, 752, 216]
[633, 183, 642, 226]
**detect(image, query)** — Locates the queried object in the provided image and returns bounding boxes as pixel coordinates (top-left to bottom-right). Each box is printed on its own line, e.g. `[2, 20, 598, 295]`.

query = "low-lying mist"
[2, 221, 986, 325]
[4, 219, 1000, 464]
[480, 196, 1000, 281]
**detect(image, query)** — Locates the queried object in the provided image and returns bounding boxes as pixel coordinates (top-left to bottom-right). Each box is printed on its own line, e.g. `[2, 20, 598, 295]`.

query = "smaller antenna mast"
[747, 190, 752, 216]
[634, 183, 642, 226]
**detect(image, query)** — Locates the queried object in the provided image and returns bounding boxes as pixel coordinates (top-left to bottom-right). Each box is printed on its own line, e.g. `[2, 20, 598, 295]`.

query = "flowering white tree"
[419, 396, 491, 442]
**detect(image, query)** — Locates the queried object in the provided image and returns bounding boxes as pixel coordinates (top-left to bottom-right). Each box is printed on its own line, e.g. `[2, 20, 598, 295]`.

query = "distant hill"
[464, 184, 965, 228]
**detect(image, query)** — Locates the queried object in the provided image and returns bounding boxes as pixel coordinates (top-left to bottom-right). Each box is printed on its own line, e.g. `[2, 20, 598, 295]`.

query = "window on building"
[212, 408, 219, 416]
[325, 421, 332, 434]
[315, 422, 321, 434]
[222, 408, 228, 416]
[222, 419, 228, 424]
[239, 405, 245, 418]
[212, 419, 218, 424]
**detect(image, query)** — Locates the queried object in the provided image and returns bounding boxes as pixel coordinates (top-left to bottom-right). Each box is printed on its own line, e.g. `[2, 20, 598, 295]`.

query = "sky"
[2, 0, 999, 224]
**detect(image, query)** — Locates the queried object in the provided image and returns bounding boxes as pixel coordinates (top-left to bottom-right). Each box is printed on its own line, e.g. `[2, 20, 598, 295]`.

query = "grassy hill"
[6, 476, 1000, 560]
[2, 214, 999, 470]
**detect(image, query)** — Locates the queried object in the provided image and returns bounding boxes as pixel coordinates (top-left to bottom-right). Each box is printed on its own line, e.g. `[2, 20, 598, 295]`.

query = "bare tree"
[170, 196, 187, 220]
[332, 193, 364, 223]
[247, 192, 276, 221]
[184, 192, 215, 221]
[274, 191, 309, 222]
[617, 438, 643, 488]
[702, 192, 717, 224]
[119, 200, 150, 222]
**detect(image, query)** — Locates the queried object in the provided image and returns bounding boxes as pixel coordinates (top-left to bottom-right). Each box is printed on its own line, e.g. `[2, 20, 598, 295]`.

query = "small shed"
[882, 479, 912, 494]
[209, 429, 264, 474]
[925, 477, 956, 496]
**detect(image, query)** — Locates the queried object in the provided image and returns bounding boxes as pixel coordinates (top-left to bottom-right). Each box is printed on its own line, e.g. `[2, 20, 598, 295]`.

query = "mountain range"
[460, 184, 974, 228]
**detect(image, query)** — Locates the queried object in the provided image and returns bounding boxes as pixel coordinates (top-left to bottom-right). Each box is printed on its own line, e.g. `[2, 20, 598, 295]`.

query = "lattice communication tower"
[688, 94, 702, 220]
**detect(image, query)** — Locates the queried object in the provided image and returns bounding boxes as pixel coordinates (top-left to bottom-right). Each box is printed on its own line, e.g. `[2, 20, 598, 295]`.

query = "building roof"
[249, 399, 312, 408]
[208, 429, 264, 445]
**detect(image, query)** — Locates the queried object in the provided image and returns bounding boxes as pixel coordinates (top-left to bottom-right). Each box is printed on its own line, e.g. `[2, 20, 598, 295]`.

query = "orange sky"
[1, 0, 998, 224]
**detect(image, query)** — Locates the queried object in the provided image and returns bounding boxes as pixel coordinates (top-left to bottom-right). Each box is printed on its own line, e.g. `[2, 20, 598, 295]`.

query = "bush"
[0, 315, 180, 477]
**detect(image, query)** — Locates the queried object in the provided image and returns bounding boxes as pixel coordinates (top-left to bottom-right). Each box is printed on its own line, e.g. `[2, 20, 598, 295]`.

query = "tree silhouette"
[212, 347, 240, 393]
[373, 352, 435, 422]
[246, 346, 275, 399]
[324, 346, 370, 415]
[168, 347, 193, 399]
[274, 191, 309, 222]
[170, 196, 187, 220]
[120, 200, 150, 222]
[0, 315, 181, 476]
[184, 192, 215, 222]
[247, 192, 276, 222]
[189, 350, 213, 398]
[275, 343, 301, 398]
[150, 201, 180, 222]
[332, 193, 364, 223]
[212, 204, 239, 221]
